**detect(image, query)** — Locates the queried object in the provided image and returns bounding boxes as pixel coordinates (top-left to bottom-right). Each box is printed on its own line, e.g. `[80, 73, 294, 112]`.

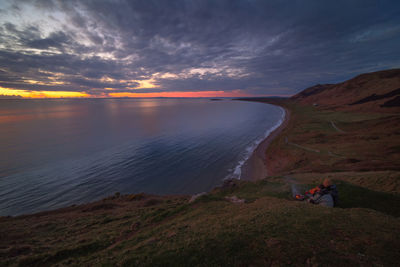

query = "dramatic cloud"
[0, 0, 399, 97]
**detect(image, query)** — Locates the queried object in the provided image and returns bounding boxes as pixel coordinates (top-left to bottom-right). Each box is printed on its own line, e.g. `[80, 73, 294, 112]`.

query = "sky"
[0, 0, 399, 98]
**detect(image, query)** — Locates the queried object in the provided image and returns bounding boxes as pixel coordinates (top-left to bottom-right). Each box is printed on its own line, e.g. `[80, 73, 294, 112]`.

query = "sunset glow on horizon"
[107, 90, 252, 98]
[0, 87, 89, 98]
[1, 86, 258, 99]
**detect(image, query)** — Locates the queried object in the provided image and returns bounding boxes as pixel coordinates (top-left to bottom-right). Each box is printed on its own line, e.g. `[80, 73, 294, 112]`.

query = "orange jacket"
[306, 186, 321, 195]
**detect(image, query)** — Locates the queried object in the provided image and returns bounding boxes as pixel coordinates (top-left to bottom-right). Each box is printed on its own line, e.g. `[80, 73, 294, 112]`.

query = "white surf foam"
[227, 106, 286, 180]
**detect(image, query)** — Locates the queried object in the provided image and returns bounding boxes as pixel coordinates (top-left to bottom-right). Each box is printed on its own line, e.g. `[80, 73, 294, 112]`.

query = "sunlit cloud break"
[0, 0, 399, 98]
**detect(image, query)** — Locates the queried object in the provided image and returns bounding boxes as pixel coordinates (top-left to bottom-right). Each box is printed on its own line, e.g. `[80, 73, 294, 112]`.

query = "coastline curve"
[240, 104, 290, 181]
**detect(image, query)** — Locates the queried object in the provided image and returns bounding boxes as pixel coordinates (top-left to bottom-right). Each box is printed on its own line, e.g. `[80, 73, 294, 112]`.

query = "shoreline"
[2, 101, 290, 217]
[241, 104, 290, 181]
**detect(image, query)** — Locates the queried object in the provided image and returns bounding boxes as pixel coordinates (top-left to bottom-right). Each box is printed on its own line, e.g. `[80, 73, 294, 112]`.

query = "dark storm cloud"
[0, 0, 400, 95]
[25, 31, 71, 50]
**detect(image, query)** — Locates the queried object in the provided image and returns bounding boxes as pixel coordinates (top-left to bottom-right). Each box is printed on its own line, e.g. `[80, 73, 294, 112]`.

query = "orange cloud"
[0, 87, 89, 98]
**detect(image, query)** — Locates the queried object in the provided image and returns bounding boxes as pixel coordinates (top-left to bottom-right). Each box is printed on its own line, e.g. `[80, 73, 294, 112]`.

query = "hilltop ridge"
[292, 69, 400, 112]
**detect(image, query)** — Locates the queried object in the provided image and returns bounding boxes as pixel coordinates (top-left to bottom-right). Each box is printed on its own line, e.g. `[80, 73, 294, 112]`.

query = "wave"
[228, 106, 286, 180]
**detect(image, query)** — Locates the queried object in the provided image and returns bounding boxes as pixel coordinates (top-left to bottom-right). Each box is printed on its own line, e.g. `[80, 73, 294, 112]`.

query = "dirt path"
[285, 136, 345, 158]
[331, 121, 345, 133]
[284, 137, 320, 153]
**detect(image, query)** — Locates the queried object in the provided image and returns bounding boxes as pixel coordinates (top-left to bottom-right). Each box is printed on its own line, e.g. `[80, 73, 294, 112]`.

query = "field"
[1, 99, 399, 266]
[265, 100, 400, 176]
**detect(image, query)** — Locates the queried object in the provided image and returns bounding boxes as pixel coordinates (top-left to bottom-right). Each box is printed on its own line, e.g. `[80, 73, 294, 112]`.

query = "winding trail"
[285, 136, 345, 158]
[331, 121, 345, 133]
[241, 102, 348, 181]
[284, 137, 320, 153]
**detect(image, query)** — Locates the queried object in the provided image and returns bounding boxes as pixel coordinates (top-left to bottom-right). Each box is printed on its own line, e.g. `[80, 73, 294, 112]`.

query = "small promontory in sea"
[1, 69, 400, 266]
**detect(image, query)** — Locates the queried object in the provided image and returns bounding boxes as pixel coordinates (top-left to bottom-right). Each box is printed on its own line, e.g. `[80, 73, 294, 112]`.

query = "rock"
[127, 193, 145, 201]
[6, 246, 31, 257]
[189, 192, 207, 203]
[146, 237, 157, 245]
[166, 231, 177, 238]
[131, 222, 141, 231]
[143, 198, 162, 207]
[265, 238, 281, 248]
[306, 256, 318, 267]
[225, 195, 245, 204]
[221, 178, 238, 189]
[82, 203, 119, 212]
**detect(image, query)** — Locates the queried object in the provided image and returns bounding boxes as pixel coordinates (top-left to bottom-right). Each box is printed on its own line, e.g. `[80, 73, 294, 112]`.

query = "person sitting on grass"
[302, 178, 338, 207]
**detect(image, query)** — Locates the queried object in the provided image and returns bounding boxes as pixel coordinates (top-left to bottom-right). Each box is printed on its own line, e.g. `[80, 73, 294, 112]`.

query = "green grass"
[336, 181, 400, 217]
[1, 179, 399, 266]
[264, 100, 400, 176]
[207, 179, 292, 202]
[18, 240, 111, 266]
[114, 195, 400, 266]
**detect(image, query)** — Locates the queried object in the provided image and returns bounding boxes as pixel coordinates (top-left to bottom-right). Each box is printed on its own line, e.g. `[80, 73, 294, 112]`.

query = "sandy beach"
[241, 105, 290, 181]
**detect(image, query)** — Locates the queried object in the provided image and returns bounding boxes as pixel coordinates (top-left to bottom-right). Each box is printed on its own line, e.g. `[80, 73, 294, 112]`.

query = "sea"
[0, 98, 284, 216]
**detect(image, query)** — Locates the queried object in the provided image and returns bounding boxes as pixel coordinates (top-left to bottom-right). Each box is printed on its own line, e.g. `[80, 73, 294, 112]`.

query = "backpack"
[320, 185, 339, 207]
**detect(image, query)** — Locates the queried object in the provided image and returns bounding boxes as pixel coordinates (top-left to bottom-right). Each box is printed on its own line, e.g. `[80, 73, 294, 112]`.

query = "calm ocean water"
[0, 98, 284, 216]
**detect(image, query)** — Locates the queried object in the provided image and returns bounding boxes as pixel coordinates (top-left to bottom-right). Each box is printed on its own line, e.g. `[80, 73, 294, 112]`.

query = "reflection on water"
[0, 104, 78, 123]
[0, 98, 283, 215]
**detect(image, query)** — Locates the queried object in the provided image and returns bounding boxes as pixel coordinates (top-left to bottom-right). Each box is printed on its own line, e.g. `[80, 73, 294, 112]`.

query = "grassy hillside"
[292, 69, 400, 112]
[1, 177, 399, 266]
[265, 100, 400, 176]
[1, 70, 400, 266]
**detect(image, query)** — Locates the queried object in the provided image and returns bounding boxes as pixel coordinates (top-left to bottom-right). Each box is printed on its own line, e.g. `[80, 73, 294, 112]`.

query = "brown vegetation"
[1, 69, 399, 266]
[292, 69, 400, 112]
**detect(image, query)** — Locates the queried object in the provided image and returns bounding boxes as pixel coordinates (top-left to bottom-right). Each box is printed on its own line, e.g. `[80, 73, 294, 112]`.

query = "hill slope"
[1, 69, 400, 266]
[292, 69, 400, 112]
[1, 179, 399, 266]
